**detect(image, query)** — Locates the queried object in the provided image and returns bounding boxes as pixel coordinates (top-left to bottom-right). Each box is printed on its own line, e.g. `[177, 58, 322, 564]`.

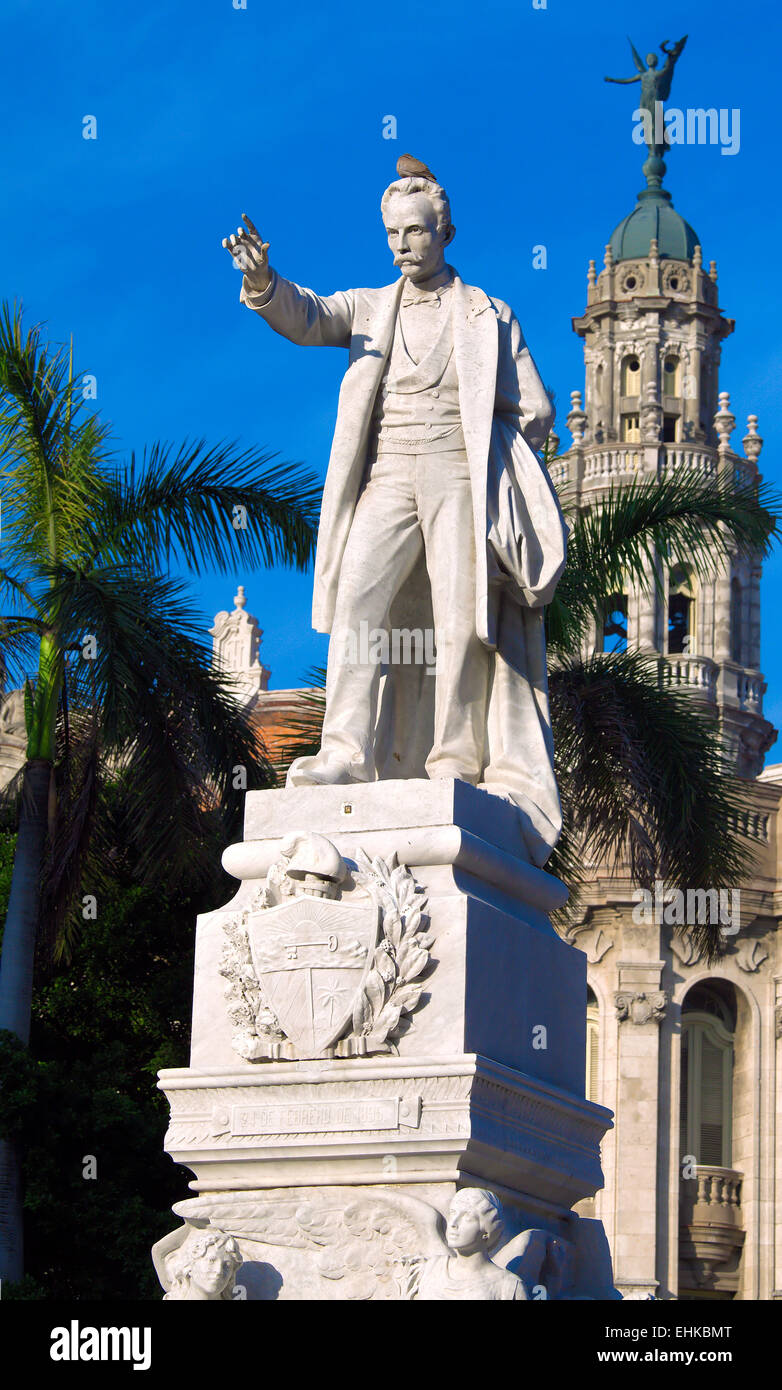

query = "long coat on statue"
[242, 269, 568, 866]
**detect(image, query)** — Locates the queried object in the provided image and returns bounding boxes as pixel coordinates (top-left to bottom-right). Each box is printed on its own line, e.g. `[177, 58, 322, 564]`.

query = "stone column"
[634, 556, 659, 653]
[612, 958, 667, 1298]
[685, 340, 702, 440]
[713, 565, 733, 667]
[774, 978, 782, 1298]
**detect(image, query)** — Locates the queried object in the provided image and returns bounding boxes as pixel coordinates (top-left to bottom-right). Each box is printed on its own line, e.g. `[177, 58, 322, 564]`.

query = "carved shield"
[247, 896, 378, 1056]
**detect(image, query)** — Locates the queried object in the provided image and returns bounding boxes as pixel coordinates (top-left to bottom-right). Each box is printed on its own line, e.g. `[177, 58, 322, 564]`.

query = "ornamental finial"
[604, 35, 688, 198]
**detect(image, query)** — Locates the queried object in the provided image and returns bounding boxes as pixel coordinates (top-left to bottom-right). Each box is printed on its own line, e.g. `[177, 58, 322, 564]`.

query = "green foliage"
[0, 299, 321, 958]
[0, 824, 218, 1300]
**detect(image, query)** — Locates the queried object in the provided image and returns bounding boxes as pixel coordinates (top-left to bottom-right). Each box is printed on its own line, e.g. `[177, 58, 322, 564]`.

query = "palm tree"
[545, 462, 778, 912]
[0, 302, 321, 1279]
[276, 458, 779, 953]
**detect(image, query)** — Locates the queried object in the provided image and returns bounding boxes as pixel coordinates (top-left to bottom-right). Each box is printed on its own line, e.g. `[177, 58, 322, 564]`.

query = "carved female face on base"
[165, 1228, 243, 1301]
[444, 1190, 504, 1257]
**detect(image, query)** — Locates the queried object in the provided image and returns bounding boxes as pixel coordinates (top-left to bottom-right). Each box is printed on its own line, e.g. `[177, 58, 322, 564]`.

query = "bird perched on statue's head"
[396, 153, 437, 182]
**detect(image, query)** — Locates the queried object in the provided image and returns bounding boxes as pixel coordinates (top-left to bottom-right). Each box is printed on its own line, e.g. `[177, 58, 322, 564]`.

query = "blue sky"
[2, 0, 781, 749]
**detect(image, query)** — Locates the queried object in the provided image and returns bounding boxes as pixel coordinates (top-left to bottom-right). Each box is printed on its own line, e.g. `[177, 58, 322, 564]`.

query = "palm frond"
[86, 441, 321, 577]
[550, 471, 780, 655]
[271, 667, 326, 782]
[44, 563, 274, 885]
[0, 302, 71, 481]
[40, 712, 100, 966]
[0, 302, 111, 571]
[549, 649, 754, 957]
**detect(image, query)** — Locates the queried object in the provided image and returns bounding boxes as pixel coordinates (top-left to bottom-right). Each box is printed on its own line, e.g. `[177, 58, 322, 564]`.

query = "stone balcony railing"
[679, 1165, 745, 1290]
[719, 662, 765, 714]
[660, 654, 719, 702]
[550, 444, 757, 492]
[658, 657, 765, 716]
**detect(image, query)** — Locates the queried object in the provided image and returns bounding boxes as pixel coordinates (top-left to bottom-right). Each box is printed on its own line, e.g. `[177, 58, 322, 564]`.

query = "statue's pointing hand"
[222, 214, 271, 292]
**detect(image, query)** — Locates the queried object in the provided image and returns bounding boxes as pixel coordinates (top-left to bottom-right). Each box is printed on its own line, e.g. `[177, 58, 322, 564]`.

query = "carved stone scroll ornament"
[735, 939, 769, 974]
[219, 833, 433, 1061]
[614, 990, 667, 1025]
[669, 933, 704, 968]
[561, 919, 614, 964]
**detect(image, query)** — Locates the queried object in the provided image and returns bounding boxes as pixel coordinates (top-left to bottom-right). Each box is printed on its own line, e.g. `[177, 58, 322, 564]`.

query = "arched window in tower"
[602, 594, 628, 652]
[668, 564, 695, 654]
[586, 988, 599, 1104]
[621, 354, 641, 396]
[679, 982, 736, 1168]
[730, 578, 744, 665]
[663, 355, 681, 396]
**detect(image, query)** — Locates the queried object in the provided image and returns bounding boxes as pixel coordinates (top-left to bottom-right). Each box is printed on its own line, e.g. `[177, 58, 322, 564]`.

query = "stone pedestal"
[155, 781, 619, 1300]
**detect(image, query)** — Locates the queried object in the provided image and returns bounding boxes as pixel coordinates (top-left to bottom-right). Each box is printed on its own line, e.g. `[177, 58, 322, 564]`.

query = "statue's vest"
[373, 300, 466, 455]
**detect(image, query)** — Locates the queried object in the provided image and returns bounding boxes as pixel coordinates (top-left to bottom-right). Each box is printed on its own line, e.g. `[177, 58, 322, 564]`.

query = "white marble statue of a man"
[223, 156, 567, 865]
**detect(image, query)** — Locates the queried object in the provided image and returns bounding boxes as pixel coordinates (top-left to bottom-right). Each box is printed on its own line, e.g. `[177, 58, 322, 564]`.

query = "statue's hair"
[449, 1187, 505, 1250]
[166, 1226, 242, 1301]
[380, 176, 453, 239]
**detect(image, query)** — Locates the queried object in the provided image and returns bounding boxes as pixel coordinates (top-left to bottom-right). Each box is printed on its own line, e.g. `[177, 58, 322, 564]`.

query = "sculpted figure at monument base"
[154, 1185, 619, 1302]
[154, 780, 621, 1300]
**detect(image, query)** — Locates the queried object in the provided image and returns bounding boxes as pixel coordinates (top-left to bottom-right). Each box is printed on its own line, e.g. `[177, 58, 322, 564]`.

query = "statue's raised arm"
[604, 35, 644, 83]
[657, 34, 688, 102]
[222, 213, 271, 293]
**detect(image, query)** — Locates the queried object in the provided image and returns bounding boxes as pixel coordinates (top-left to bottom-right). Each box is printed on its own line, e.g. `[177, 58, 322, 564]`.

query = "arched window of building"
[730, 578, 744, 666]
[668, 564, 695, 654]
[621, 414, 641, 443]
[602, 594, 628, 652]
[663, 355, 681, 396]
[679, 982, 736, 1168]
[586, 987, 599, 1104]
[621, 354, 641, 396]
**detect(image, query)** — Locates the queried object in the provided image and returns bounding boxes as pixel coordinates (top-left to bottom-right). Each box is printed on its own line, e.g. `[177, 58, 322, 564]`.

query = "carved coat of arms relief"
[219, 832, 433, 1062]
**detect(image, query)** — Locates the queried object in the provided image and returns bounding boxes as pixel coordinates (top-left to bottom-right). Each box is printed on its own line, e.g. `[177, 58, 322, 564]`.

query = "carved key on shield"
[285, 933, 339, 961]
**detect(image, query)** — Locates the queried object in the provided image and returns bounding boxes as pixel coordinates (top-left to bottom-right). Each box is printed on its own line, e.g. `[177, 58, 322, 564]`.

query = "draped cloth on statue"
[239, 270, 568, 867]
[373, 415, 563, 869]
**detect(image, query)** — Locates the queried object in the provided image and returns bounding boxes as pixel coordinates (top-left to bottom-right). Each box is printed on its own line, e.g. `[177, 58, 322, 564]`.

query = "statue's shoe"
[287, 755, 359, 787]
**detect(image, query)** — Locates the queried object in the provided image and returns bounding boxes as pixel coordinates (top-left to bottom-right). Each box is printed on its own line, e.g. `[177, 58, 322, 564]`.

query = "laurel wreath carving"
[351, 849, 433, 1049]
[220, 898, 287, 1060]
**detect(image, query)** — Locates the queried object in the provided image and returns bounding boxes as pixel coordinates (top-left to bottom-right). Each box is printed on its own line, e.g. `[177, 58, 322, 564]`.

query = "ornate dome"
[608, 191, 699, 263]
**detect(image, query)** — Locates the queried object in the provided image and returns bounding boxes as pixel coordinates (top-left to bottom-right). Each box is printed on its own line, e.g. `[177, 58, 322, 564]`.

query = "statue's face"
[189, 1241, 234, 1296]
[646, 53, 658, 67]
[445, 1197, 488, 1256]
[383, 192, 445, 284]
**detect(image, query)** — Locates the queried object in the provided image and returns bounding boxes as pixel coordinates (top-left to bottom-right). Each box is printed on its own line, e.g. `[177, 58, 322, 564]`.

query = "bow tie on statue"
[401, 282, 453, 308]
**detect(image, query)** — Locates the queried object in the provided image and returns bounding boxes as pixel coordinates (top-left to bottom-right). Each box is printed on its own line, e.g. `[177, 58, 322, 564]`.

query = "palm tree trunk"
[0, 1140, 23, 1282]
[0, 758, 51, 1281]
[0, 760, 51, 1041]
